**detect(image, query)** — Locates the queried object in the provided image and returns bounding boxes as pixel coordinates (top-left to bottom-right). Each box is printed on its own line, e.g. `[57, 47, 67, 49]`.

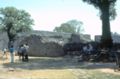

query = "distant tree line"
[53, 20, 84, 34]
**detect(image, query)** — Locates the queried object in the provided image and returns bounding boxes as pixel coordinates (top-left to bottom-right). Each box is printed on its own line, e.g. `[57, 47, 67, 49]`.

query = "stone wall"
[95, 34, 120, 43]
[0, 31, 91, 57]
[0, 32, 8, 50]
[14, 35, 65, 57]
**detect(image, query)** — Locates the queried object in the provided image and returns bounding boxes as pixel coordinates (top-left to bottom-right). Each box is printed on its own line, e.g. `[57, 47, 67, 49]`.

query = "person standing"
[9, 45, 14, 63]
[24, 44, 29, 62]
[87, 43, 93, 54]
[17, 45, 23, 60]
[2, 48, 8, 59]
[20, 44, 26, 62]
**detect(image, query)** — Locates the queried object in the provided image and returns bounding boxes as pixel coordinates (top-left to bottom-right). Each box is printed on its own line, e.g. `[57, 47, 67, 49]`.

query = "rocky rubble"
[17, 35, 65, 57]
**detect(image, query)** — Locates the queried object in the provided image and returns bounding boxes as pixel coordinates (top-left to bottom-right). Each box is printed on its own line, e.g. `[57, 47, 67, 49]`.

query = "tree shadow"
[80, 62, 116, 69]
[2, 57, 116, 70]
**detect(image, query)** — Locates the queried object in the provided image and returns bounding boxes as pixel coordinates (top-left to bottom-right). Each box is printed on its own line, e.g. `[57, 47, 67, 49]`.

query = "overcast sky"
[0, 0, 120, 39]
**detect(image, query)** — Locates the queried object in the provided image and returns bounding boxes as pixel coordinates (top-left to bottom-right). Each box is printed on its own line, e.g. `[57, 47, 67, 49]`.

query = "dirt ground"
[0, 52, 120, 79]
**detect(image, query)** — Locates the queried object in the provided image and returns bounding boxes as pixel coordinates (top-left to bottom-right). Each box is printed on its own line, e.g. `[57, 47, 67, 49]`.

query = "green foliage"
[0, 6, 34, 41]
[82, 0, 117, 20]
[54, 23, 76, 33]
[53, 20, 83, 34]
[82, 0, 117, 47]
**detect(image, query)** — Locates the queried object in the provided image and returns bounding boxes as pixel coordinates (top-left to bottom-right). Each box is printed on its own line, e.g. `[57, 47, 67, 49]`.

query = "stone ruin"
[14, 35, 65, 57]
[0, 31, 91, 57]
[0, 32, 8, 50]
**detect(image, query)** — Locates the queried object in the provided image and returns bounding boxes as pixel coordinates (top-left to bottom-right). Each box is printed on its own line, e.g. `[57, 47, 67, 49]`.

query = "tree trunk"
[6, 23, 14, 48]
[100, 4, 113, 48]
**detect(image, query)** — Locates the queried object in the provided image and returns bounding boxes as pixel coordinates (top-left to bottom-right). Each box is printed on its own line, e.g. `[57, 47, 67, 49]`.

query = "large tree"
[53, 20, 83, 34]
[82, 0, 117, 48]
[0, 7, 34, 48]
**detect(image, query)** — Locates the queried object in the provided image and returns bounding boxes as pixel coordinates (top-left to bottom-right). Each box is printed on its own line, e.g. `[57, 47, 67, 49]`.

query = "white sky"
[0, 0, 120, 39]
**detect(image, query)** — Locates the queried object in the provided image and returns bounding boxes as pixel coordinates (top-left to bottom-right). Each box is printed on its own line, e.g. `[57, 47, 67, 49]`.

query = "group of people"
[17, 44, 29, 62]
[82, 43, 93, 55]
[2, 43, 29, 63]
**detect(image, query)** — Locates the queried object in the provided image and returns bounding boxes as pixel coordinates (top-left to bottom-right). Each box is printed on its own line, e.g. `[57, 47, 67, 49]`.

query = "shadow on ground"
[2, 57, 116, 70]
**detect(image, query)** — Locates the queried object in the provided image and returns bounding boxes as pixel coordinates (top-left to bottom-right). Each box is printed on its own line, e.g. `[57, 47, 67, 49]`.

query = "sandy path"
[0, 52, 120, 79]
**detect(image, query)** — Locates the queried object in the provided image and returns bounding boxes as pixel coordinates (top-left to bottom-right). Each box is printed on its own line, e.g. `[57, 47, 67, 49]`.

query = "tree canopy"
[53, 20, 83, 34]
[82, 0, 117, 48]
[0, 7, 34, 47]
[83, 0, 117, 20]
